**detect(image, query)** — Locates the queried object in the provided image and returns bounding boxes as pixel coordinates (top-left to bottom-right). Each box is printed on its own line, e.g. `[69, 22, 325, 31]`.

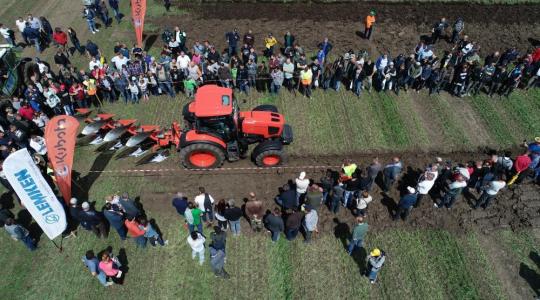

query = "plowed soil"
[150, 2, 540, 57]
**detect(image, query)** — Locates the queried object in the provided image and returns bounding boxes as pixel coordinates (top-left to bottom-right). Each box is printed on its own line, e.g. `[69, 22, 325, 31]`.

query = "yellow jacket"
[265, 37, 277, 49]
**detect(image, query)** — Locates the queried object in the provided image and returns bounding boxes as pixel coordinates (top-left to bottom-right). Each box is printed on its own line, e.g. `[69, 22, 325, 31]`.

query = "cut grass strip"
[424, 95, 470, 148]
[459, 232, 507, 300]
[368, 93, 411, 149]
[502, 91, 540, 138]
[469, 95, 516, 146]
[269, 238, 294, 299]
[393, 93, 430, 148]
[498, 230, 540, 272]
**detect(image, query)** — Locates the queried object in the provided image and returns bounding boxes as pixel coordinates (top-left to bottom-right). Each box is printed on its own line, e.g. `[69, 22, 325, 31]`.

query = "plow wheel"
[180, 143, 225, 169]
[254, 149, 286, 167]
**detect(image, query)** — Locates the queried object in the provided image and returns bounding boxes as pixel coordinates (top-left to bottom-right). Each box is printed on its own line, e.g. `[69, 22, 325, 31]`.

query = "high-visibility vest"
[365, 15, 376, 28]
[300, 70, 312, 85]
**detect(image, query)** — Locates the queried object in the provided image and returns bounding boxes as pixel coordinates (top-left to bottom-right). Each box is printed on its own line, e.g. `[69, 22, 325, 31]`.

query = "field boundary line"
[84, 165, 341, 173]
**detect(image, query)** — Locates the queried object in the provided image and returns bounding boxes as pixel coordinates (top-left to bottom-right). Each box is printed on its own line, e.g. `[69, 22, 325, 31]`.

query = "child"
[183, 78, 197, 99]
[138, 75, 149, 102]
[128, 79, 139, 104]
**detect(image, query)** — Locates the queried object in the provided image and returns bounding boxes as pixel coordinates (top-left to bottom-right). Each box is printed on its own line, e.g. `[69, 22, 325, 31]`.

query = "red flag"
[45, 116, 79, 204]
[131, 0, 147, 48]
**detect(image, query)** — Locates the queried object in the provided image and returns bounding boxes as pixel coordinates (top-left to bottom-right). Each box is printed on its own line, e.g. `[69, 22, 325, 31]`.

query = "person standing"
[195, 187, 215, 226]
[363, 10, 376, 40]
[209, 246, 229, 278]
[108, 0, 122, 23]
[285, 209, 304, 241]
[119, 192, 140, 220]
[0, 24, 15, 46]
[275, 184, 297, 210]
[79, 202, 108, 238]
[264, 208, 284, 242]
[82, 250, 112, 287]
[124, 216, 147, 248]
[103, 202, 127, 240]
[393, 186, 418, 221]
[451, 17, 464, 44]
[245, 192, 264, 232]
[187, 231, 206, 266]
[172, 192, 189, 219]
[295, 171, 310, 206]
[185, 202, 203, 234]
[300, 66, 313, 98]
[431, 18, 448, 44]
[348, 216, 368, 255]
[225, 28, 240, 58]
[435, 175, 467, 209]
[223, 199, 242, 236]
[305, 184, 323, 211]
[83, 6, 99, 34]
[353, 191, 372, 217]
[474, 175, 506, 209]
[415, 168, 438, 208]
[366, 248, 386, 284]
[366, 158, 382, 191]
[99, 252, 123, 284]
[4, 218, 36, 251]
[303, 205, 318, 243]
[382, 157, 403, 193]
[139, 216, 168, 246]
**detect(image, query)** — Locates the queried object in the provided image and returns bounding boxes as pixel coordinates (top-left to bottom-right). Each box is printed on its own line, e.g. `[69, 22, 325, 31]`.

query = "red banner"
[45, 116, 79, 204]
[131, 0, 147, 48]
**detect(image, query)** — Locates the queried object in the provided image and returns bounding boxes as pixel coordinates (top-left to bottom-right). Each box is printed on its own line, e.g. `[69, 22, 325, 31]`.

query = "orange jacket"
[365, 15, 376, 28]
[125, 220, 145, 237]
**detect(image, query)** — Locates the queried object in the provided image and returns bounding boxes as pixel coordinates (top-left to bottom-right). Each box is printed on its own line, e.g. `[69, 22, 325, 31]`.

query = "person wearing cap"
[79, 202, 108, 238]
[223, 199, 242, 236]
[303, 205, 318, 243]
[363, 10, 376, 40]
[348, 216, 368, 255]
[393, 187, 418, 220]
[295, 171, 310, 207]
[366, 248, 386, 283]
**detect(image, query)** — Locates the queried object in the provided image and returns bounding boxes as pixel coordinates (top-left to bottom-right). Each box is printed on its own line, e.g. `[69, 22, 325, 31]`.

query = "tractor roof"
[192, 85, 233, 117]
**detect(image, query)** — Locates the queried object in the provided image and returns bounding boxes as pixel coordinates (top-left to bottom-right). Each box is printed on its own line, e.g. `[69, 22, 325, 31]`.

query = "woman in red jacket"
[52, 27, 69, 57]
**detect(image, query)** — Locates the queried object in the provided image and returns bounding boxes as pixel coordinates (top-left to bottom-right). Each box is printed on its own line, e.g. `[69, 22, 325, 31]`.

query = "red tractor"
[179, 85, 293, 169]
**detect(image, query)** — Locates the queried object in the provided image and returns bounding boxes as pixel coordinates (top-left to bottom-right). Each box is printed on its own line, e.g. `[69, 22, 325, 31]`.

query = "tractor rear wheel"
[254, 149, 286, 167]
[180, 143, 225, 169]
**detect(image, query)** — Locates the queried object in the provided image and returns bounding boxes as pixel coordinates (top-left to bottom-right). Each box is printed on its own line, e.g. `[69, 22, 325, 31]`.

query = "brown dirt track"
[154, 2, 540, 57]
[101, 150, 540, 235]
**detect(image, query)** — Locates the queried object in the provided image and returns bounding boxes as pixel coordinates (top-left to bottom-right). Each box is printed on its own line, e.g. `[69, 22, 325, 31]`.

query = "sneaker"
[164, 240, 169, 245]
[116, 270, 122, 278]
[105, 282, 114, 287]
[370, 280, 376, 284]
[91, 31, 96, 34]
[95, 29, 100, 32]
[433, 203, 439, 208]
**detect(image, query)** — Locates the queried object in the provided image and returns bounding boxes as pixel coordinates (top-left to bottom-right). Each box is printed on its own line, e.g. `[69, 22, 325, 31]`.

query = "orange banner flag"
[45, 116, 79, 204]
[131, 0, 147, 48]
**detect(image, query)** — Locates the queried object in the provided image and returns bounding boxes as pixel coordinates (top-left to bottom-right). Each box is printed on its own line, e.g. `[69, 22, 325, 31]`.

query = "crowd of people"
[0, 0, 540, 288]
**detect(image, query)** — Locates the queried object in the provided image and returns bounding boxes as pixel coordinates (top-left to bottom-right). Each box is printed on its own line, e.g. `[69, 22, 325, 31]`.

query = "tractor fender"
[251, 140, 283, 160]
[180, 130, 226, 150]
[252, 104, 279, 113]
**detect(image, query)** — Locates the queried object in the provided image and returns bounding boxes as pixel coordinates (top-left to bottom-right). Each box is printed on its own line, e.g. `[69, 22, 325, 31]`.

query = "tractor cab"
[0, 45, 23, 97]
[180, 85, 292, 169]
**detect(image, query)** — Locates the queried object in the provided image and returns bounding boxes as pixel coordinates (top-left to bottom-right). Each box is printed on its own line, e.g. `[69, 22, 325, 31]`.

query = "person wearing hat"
[363, 10, 376, 40]
[303, 204, 318, 243]
[295, 171, 310, 207]
[393, 186, 418, 221]
[366, 248, 386, 284]
[79, 202, 108, 238]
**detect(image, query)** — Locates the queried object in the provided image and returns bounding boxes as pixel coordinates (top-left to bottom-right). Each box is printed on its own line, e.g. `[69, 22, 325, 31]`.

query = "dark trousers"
[286, 228, 299, 240]
[393, 206, 412, 220]
[364, 26, 373, 40]
[91, 222, 108, 238]
[474, 192, 496, 209]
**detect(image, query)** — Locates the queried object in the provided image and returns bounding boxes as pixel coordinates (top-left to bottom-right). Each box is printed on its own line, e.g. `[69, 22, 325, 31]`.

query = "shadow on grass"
[73, 151, 115, 200]
[333, 217, 367, 274]
[519, 251, 540, 297]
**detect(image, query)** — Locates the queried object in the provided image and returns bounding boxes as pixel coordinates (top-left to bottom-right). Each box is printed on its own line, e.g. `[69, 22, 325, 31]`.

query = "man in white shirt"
[435, 175, 467, 209]
[295, 171, 309, 207]
[88, 57, 103, 70]
[474, 175, 506, 209]
[29, 135, 47, 155]
[111, 53, 129, 71]
[194, 187, 215, 224]
[15, 17, 26, 32]
[27, 14, 41, 30]
[176, 51, 191, 74]
[0, 24, 14, 46]
[187, 231, 205, 265]
[415, 166, 438, 207]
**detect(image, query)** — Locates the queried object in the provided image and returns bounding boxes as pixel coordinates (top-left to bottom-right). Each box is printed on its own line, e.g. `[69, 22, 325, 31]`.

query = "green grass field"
[1, 0, 540, 299]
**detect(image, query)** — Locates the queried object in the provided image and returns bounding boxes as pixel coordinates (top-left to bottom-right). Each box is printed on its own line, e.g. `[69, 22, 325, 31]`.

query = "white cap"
[407, 186, 416, 194]
[81, 202, 90, 210]
[70, 197, 77, 205]
[299, 172, 306, 180]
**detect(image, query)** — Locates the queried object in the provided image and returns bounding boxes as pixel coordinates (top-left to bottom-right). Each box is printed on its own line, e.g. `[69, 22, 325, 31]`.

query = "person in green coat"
[348, 216, 368, 255]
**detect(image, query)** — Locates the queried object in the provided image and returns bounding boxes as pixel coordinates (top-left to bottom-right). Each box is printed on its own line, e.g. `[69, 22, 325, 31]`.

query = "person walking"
[187, 231, 206, 266]
[185, 202, 203, 234]
[223, 199, 242, 236]
[303, 205, 318, 243]
[382, 157, 403, 193]
[366, 248, 386, 284]
[393, 186, 418, 220]
[348, 216, 368, 255]
[139, 216, 168, 246]
[82, 250, 112, 287]
[103, 202, 127, 240]
[363, 10, 376, 40]
[195, 187, 215, 226]
[285, 208, 304, 241]
[264, 208, 284, 242]
[474, 175, 506, 209]
[4, 218, 36, 251]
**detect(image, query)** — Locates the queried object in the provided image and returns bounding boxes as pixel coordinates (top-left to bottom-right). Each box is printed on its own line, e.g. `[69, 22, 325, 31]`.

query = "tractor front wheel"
[254, 149, 286, 167]
[180, 143, 225, 169]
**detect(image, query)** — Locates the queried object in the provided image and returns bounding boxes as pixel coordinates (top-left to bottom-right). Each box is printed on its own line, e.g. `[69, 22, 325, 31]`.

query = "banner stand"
[51, 238, 63, 252]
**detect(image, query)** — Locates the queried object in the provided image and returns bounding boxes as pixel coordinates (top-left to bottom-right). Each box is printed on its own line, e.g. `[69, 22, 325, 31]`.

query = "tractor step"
[226, 141, 240, 162]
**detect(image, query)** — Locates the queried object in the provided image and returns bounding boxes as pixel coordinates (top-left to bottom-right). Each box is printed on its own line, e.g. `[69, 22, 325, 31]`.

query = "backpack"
[204, 193, 213, 211]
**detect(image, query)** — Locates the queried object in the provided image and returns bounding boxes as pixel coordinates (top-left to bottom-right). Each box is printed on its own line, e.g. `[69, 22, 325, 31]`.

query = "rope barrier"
[85, 164, 341, 173]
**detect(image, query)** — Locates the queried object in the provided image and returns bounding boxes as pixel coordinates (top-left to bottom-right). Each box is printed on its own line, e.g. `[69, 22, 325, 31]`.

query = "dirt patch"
[94, 149, 540, 236]
[148, 2, 540, 57]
